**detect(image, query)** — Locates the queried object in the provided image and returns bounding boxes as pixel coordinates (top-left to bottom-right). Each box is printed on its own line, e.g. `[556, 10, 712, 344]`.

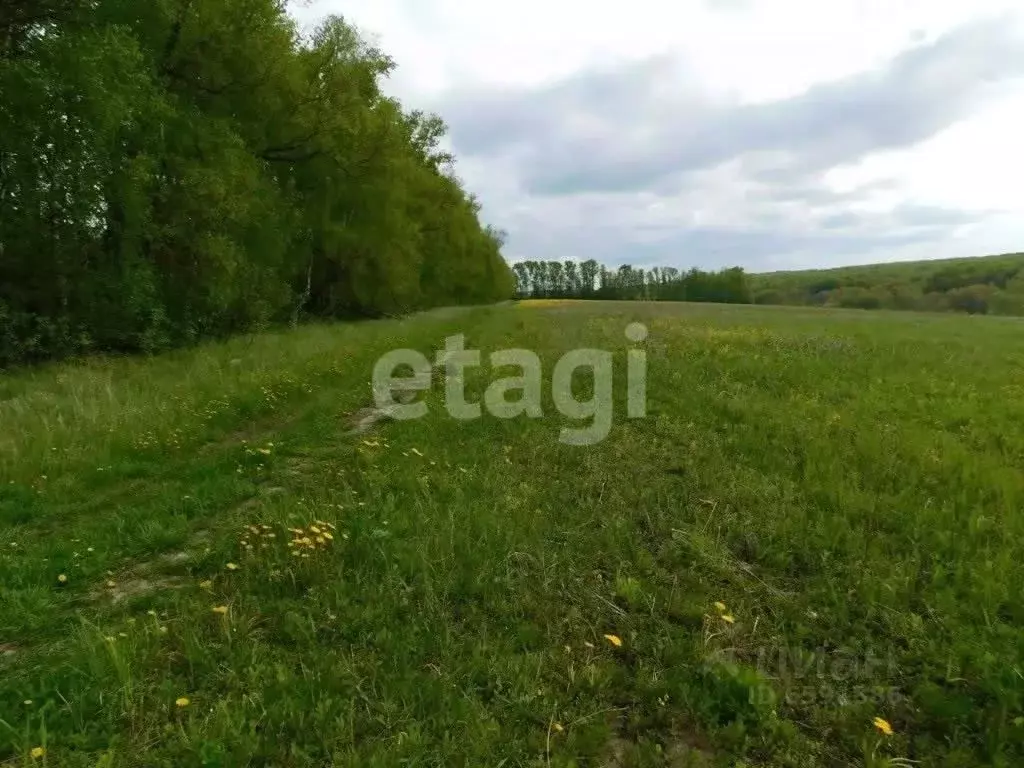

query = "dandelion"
[212, 605, 228, 615]
[553, 722, 565, 733]
[322, 531, 334, 541]
[310, 526, 322, 534]
[57, 574, 68, 584]
[872, 717, 894, 736]
[721, 614, 736, 624]
[226, 563, 239, 571]
[30, 747, 45, 759]
[175, 697, 190, 708]
[603, 634, 623, 648]
[713, 601, 727, 613]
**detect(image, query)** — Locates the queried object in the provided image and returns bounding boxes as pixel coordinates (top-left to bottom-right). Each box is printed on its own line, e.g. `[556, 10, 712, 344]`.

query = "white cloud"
[290, 0, 1024, 270]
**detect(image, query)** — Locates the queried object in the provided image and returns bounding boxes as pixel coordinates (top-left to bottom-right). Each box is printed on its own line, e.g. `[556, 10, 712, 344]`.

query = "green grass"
[2, 301, 1023, 766]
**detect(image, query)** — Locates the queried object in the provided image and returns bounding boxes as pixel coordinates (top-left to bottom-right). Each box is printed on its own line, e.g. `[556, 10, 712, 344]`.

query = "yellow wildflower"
[106, 580, 116, 588]
[553, 722, 565, 733]
[713, 601, 727, 613]
[175, 697, 190, 708]
[322, 531, 334, 541]
[57, 574, 68, 584]
[226, 563, 239, 571]
[30, 747, 45, 759]
[721, 614, 736, 624]
[603, 634, 623, 648]
[212, 605, 228, 615]
[199, 579, 213, 590]
[872, 717, 894, 736]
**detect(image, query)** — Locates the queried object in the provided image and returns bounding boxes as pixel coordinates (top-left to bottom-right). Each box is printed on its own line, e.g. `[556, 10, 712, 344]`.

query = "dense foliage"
[751, 252, 1024, 315]
[512, 260, 754, 303]
[0, 0, 515, 366]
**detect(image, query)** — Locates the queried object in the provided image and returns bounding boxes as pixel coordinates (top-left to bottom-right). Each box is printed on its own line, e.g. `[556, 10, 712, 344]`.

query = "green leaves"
[0, 0, 515, 366]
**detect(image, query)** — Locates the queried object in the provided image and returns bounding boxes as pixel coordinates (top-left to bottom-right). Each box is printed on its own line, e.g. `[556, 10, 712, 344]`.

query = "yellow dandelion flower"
[872, 717, 894, 736]
[30, 747, 45, 759]
[175, 697, 190, 708]
[713, 601, 727, 613]
[553, 722, 565, 733]
[322, 531, 334, 541]
[316, 536, 326, 545]
[721, 614, 736, 624]
[212, 605, 228, 615]
[310, 526, 322, 534]
[603, 634, 623, 648]
[57, 574, 68, 584]
[226, 563, 239, 571]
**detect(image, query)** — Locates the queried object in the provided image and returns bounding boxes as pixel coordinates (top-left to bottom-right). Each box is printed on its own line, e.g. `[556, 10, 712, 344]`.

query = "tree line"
[0, 0, 515, 366]
[513, 253, 1024, 316]
[750, 252, 1024, 315]
[512, 261, 754, 303]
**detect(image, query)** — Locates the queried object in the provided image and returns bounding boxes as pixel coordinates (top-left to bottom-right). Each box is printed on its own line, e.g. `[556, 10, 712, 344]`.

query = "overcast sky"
[290, 0, 1024, 272]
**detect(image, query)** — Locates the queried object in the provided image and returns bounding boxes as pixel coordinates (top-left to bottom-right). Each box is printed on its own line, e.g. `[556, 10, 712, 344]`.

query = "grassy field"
[1, 300, 1023, 767]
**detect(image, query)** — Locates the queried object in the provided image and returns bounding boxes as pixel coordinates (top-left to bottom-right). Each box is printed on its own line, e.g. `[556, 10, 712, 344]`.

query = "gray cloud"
[433, 15, 1023, 270]
[503, 202, 979, 269]
[441, 16, 1022, 197]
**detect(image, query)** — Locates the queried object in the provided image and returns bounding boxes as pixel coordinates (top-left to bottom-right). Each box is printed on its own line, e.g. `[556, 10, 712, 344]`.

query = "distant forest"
[0, 0, 515, 366]
[512, 261, 753, 303]
[513, 253, 1024, 316]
